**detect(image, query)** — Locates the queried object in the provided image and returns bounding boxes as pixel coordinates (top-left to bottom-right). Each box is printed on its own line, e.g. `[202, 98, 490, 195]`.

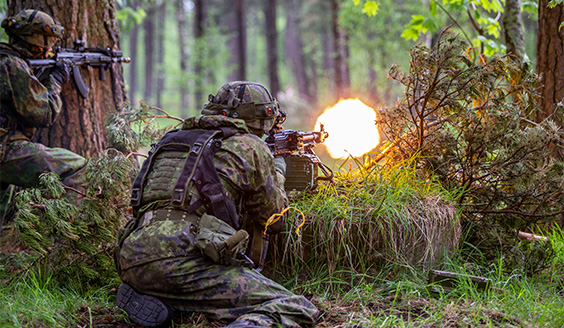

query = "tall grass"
[0, 253, 118, 328]
[269, 157, 462, 293]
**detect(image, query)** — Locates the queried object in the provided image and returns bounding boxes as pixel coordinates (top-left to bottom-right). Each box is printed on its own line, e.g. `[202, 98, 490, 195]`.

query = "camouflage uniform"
[117, 114, 318, 327]
[0, 42, 85, 190]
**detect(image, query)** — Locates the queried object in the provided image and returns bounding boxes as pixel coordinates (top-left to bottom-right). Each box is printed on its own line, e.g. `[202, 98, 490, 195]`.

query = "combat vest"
[130, 127, 239, 229]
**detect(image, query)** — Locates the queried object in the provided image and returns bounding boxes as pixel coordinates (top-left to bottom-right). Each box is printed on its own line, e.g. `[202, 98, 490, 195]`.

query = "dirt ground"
[74, 294, 523, 328]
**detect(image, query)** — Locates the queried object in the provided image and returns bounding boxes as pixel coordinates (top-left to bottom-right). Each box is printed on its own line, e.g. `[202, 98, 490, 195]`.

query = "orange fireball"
[314, 99, 380, 159]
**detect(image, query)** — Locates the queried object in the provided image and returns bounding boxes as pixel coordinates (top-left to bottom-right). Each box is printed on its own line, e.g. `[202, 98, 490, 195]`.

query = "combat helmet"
[1, 9, 64, 58]
[203, 81, 280, 135]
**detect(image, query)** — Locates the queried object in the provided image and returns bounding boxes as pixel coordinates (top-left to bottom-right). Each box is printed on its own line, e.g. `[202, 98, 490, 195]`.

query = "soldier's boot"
[116, 283, 173, 327]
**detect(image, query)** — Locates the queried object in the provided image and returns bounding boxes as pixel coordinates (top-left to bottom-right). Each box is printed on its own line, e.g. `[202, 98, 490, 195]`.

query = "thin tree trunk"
[176, 0, 189, 115]
[128, 0, 139, 104]
[322, 27, 333, 90]
[194, 0, 205, 105]
[284, 0, 309, 100]
[331, 0, 350, 98]
[503, 0, 526, 62]
[156, 1, 166, 108]
[143, 3, 155, 102]
[226, 0, 246, 81]
[8, 0, 128, 157]
[235, 0, 246, 81]
[265, 0, 280, 97]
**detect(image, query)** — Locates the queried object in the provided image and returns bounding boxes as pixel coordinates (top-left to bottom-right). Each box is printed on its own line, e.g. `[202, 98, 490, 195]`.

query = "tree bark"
[156, 1, 166, 108]
[536, 0, 564, 122]
[503, 0, 526, 62]
[7, 0, 128, 157]
[284, 0, 309, 100]
[331, 0, 350, 99]
[226, 0, 246, 81]
[265, 0, 280, 97]
[143, 3, 155, 102]
[194, 0, 205, 106]
[176, 0, 190, 115]
[225, 4, 239, 81]
[128, 0, 139, 104]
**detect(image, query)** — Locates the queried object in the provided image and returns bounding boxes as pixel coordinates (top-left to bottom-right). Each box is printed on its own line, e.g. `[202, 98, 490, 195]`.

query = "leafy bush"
[376, 31, 564, 272]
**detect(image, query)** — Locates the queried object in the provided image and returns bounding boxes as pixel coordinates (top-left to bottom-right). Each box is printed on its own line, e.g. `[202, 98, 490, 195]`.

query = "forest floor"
[72, 284, 532, 328]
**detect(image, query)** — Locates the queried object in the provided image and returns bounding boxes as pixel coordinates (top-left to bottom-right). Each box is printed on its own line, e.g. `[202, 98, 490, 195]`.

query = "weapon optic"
[28, 39, 131, 98]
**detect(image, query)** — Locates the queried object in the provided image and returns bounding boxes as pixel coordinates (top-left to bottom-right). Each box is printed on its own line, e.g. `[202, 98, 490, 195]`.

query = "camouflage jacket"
[0, 42, 63, 140]
[139, 114, 288, 234]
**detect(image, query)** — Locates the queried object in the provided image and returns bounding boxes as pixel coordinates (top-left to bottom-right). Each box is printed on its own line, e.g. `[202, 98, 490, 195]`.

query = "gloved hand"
[273, 157, 286, 176]
[50, 60, 70, 84]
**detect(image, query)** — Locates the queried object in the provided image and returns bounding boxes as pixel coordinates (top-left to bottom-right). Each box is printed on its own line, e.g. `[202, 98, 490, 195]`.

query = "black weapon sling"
[130, 127, 239, 229]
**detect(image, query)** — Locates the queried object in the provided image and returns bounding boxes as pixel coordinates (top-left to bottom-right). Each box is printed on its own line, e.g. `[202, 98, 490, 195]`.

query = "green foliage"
[12, 150, 135, 288]
[270, 157, 461, 293]
[116, 4, 147, 31]
[105, 102, 183, 154]
[377, 33, 564, 270]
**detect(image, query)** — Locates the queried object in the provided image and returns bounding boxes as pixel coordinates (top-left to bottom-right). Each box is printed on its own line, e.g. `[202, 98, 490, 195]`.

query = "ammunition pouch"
[194, 213, 251, 267]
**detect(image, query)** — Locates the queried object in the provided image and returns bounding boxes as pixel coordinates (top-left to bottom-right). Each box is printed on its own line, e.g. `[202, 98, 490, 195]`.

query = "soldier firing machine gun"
[28, 39, 130, 98]
[265, 109, 334, 191]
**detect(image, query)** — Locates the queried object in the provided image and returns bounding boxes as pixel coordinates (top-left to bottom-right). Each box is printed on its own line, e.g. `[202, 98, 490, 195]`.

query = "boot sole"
[116, 283, 171, 327]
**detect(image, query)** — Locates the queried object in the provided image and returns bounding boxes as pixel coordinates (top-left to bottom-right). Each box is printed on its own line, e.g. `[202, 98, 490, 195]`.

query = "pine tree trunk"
[284, 0, 309, 100]
[236, 0, 246, 81]
[176, 0, 190, 115]
[128, 0, 139, 104]
[156, 1, 166, 108]
[143, 3, 155, 102]
[503, 0, 526, 62]
[194, 0, 205, 106]
[536, 0, 564, 121]
[265, 0, 280, 97]
[331, 0, 350, 99]
[7, 0, 128, 157]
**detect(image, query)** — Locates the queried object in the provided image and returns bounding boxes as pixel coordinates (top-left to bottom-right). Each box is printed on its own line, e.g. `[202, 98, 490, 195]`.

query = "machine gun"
[265, 109, 333, 191]
[28, 40, 130, 98]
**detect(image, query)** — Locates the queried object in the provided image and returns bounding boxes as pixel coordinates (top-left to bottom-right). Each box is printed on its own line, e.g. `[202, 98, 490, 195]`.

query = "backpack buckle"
[190, 142, 203, 155]
[171, 188, 184, 206]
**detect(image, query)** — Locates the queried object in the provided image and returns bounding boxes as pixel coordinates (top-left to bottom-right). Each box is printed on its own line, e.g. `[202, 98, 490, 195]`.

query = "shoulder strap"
[184, 127, 239, 228]
[130, 127, 240, 228]
[0, 48, 21, 58]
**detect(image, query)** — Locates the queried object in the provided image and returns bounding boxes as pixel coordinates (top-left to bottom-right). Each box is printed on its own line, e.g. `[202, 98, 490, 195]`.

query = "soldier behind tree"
[115, 81, 319, 327]
[0, 9, 86, 220]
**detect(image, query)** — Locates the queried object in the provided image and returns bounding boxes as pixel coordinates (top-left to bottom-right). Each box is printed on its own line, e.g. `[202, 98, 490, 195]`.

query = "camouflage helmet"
[2, 9, 63, 58]
[202, 81, 279, 135]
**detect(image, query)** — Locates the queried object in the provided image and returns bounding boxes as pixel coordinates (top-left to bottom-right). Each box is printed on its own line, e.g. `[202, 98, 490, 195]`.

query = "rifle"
[265, 109, 334, 191]
[28, 40, 130, 98]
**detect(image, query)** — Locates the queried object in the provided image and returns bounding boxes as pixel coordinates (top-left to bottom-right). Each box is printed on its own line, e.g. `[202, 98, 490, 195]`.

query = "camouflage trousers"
[0, 139, 86, 188]
[118, 219, 318, 327]
[0, 139, 86, 222]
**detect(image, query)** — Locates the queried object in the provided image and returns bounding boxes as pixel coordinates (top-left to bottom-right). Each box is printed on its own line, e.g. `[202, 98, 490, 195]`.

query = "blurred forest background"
[3, 0, 541, 129]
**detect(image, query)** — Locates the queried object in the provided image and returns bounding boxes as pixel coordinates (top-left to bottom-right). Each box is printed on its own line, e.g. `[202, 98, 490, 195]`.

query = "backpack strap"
[171, 129, 222, 206]
[130, 127, 240, 228]
[0, 49, 20, 57]
[186, 127, 239, 228]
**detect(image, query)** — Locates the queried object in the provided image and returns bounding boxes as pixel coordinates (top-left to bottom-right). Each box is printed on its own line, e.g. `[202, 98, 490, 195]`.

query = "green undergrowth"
[269, 157, 462, 292]
[0, 158, 562, 327]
